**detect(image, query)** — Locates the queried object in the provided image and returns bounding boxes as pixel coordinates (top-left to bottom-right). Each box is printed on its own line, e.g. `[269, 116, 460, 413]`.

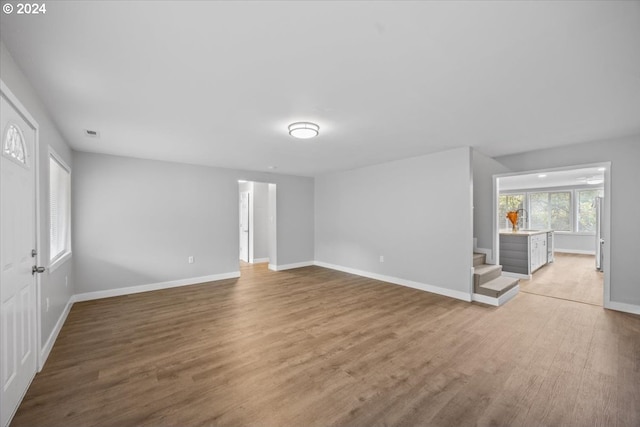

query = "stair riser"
[473, 254, 486, 267]
[474, 267, 502, 287]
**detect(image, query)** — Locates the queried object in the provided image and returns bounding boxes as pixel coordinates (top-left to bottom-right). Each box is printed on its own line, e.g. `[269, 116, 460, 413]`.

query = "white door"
[239, 191, 250, 262]
[0, 92, 38, 427]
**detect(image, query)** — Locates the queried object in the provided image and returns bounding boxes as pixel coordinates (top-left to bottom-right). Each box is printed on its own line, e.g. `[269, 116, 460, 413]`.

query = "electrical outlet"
[379, 255, 384, 263]
[188, 256, 194, 264]
[46, 297, 49, 312]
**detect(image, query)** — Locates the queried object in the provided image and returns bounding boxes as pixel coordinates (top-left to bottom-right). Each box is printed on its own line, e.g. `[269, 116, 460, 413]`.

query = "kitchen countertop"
[499, 229, 553, 236]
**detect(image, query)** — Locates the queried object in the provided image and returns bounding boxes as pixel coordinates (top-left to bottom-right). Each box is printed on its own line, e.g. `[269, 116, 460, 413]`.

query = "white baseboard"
[73, 271, 240, 302]
[605, 300, 640, 315]
[473, 285, 520, 307]
[251, 257, 269, 264]
[314, 261, 472, 302]
[554, 249, 596, 255]
[39, 296, 74, 371]
[268, 261, 314, 271]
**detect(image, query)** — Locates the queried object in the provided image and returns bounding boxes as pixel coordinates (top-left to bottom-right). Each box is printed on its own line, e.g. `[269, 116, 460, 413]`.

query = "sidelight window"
[49, 149, 71, 267]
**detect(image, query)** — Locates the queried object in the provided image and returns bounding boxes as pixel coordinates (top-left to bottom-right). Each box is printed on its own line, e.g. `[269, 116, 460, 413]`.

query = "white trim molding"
[40, 297, 73, 370]
[314, 261, 472, 302]
[605, 301, 640, 316]
[268, 261, 314, 271]
[251, 257, 269, 264]
[73, 272, 240, 302]
[554, 249, 595, 255]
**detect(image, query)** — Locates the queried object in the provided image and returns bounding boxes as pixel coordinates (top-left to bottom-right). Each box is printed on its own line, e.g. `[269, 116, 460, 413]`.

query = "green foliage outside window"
[498, 194, 524, 230]
[578, 189, 603, 232]
[529, 192, 571, 231]
[498, 188, 603, 233]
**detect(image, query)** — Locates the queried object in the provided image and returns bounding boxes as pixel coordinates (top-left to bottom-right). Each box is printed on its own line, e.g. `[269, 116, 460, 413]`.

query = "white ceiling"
[1, 1, 639, 176]
[498, 166, 606, 191]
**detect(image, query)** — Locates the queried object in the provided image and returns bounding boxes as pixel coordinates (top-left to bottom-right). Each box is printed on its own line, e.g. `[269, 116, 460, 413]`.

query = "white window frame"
[48, 147, 71, 272]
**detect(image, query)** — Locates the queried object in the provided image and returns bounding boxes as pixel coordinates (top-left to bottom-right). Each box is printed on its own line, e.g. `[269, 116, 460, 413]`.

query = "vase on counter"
[506, 211, 519, 232]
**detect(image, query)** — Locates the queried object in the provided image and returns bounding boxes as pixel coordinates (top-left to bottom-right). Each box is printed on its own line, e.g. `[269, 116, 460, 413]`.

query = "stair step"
[473, 264, 502, 287]
[476, 276, 519, 298]
[473, 253, 486, 267]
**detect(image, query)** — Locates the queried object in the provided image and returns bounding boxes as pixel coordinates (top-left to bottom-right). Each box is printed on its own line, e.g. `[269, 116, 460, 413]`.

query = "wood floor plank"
[519, 253, 603, 306]
[10, 262, 640, 427]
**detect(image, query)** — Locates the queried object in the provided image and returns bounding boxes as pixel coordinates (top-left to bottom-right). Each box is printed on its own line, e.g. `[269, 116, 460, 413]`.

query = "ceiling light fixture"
[288, 122, 319, 139]
[538, 174, 547, 178]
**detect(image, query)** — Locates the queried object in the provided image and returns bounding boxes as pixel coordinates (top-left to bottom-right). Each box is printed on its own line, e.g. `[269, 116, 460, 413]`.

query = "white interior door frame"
[239, 190, 250, 263]
[0, 79, 42, 425]
[492, 161, 612, 309]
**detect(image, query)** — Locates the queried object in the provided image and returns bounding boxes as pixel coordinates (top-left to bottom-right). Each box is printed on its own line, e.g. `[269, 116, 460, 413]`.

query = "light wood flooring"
[11, 262, 640, 426]
[519, 253, 603, 306]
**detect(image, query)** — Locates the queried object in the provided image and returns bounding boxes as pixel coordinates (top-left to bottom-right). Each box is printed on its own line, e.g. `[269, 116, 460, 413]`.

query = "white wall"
[472, 149, 511, 259]
[0, 41, 75, 350]
[73, 152, 314, 294]
[315, 147, 474, 300]
[496, 135, 640, 307]
[554, 233, 595, 254]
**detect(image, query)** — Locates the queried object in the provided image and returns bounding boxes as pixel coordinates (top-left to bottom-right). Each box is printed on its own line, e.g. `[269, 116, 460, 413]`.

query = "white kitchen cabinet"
[529, 233, 547, 272]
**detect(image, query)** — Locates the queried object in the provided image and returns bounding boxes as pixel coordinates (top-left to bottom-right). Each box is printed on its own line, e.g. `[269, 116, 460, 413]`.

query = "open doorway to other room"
[496, 164, 609, 306]
[238, 180, 277, 270]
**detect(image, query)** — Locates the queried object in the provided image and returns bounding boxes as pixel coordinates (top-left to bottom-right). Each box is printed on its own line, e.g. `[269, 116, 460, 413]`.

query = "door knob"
[32, 266, 45, 275]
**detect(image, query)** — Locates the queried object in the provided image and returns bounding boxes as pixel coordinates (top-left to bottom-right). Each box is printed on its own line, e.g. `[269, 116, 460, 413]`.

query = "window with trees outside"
[529, 191, 571, 231]
[499, 188, 603, 233]
[577, 189, 604, 232]
[498, 194, 524, 230]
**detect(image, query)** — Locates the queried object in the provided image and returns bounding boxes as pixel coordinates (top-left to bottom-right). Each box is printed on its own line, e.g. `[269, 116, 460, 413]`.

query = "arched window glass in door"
[2, 124, 27, 165]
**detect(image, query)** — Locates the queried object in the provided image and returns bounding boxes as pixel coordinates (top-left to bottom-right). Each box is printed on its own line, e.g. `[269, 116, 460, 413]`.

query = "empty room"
[1, 1, 639, 426]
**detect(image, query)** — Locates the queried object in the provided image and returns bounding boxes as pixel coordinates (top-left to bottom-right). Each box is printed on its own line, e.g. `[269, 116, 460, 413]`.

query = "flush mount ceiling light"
[288, 122, 319, 139]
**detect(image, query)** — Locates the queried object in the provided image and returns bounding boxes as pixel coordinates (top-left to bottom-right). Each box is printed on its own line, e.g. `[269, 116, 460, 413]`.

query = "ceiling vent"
[84, 129, 100, 138]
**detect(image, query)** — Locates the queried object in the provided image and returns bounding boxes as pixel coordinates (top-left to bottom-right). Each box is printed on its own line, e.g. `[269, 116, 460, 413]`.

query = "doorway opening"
[238, 180, 277, 270]
[494, 163, 610, 307]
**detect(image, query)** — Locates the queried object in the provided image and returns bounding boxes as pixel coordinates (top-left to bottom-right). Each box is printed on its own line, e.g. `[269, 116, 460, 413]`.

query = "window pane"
[578, 189, 603, 232]
[49, 154, 71, 262]
[529, 191, 571, 231]
[498, 194, 524, 230]
[550, 192, 571, 231]
[529, 192, 549, 229]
